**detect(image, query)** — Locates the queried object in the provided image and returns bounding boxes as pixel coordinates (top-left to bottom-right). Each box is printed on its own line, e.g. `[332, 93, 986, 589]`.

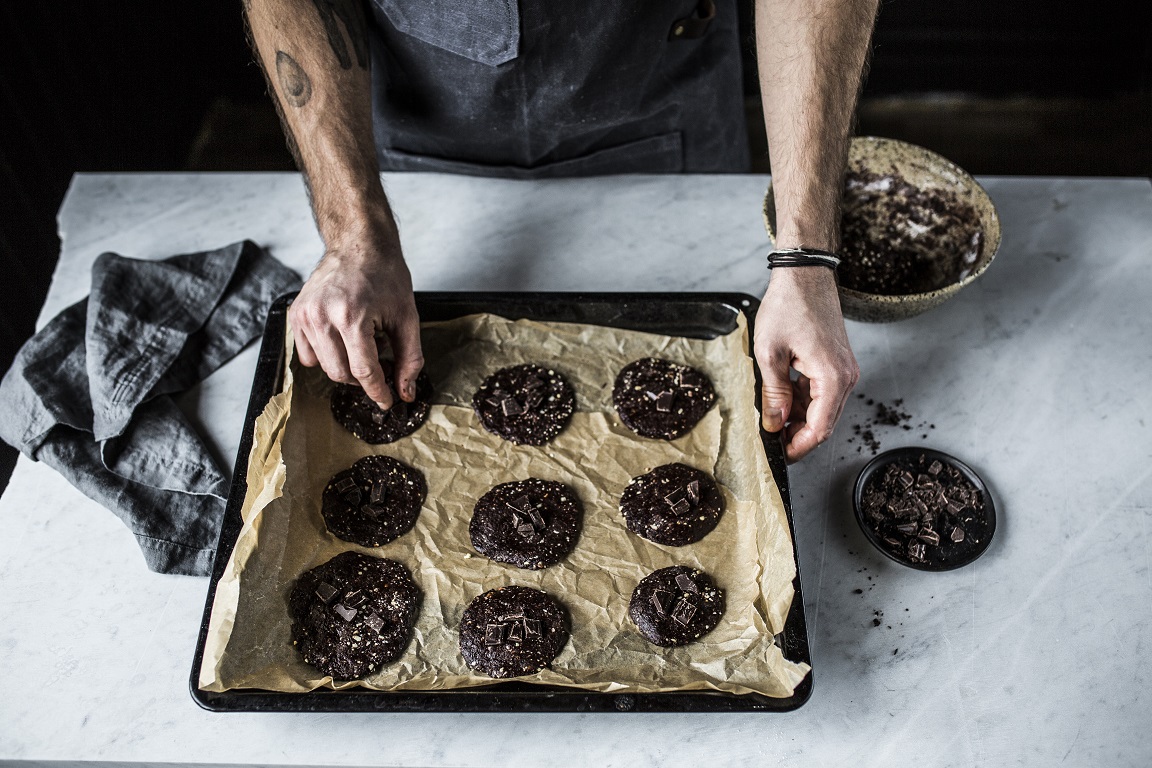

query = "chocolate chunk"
[343, 488, 362, 506]
[686, 480, 701, 505]
[332, 603, 358, 622]
[524, 506, 546, 531]
[360, 502, 387, 519]
[655, 391, 675, 413]
[950, 526, 966, 543]
[675, 573, 700, 594]
[523, 617, 541, 637]
[928, 460, 943, 476]
[314, 582, 339, 604]
[918, 528, 940, 546]
[342, 588, 365, 608]
[500, 396, 525, 417]
[507, 621, 525, 643]
[651, 590, 673, 615]
[516, 522, 537, 539]
[364, 613, 385, 634]
[671, 598, 698, 626]
[370, 483, 388, 504]
[484, 623, 505, 646]
[335, 477, 357, 493]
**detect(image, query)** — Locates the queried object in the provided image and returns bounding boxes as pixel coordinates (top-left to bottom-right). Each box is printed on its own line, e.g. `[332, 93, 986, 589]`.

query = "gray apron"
[367, 0, 750, 177]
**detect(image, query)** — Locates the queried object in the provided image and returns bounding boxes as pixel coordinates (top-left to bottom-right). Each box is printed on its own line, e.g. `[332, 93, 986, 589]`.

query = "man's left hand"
[754, 266, 859, 462]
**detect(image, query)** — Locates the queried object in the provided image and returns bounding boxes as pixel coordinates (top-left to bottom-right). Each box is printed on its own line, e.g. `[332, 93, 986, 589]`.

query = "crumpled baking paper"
[199, 312, 810, 697]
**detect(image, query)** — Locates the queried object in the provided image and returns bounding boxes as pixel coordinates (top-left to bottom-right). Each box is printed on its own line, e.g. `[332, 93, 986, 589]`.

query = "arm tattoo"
[311, 0, 369, 70]
[276, 51, 313, 108]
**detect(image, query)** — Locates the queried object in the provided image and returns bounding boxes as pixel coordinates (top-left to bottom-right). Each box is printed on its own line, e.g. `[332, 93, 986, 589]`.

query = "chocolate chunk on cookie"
[613, 358, 716, 440]
[472, 363, 575, 446]
[620, 462, 724, 546]
[470, 479, 582, 570]
[459, 586, 569, 678]
[629, 565, 725, 647]
[330, 369, 432, 444]
[289, 551, 421, 679]
[322, 455, 426, 547]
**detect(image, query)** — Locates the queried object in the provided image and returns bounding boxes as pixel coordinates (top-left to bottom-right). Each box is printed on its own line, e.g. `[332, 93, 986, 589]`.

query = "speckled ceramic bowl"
[763, 136, 1001, 322]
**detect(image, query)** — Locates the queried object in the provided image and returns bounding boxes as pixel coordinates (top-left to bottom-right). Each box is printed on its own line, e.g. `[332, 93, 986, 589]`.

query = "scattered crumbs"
[853, 588, 864, 594]
[872, 618, 882, 627]
[893, 648, 899, 655]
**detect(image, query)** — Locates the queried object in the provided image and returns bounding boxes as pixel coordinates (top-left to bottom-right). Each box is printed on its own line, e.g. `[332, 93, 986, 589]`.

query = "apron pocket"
[371, 0, 520, 66]
[379, 132, 685, 178]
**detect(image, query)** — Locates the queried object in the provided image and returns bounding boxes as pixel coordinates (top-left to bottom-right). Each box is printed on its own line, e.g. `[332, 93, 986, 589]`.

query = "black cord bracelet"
[766, 247, 842, 270]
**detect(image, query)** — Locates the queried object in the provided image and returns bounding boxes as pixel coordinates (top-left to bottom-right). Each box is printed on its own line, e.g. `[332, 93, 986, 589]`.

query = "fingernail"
[375, 400, 390, 411]
[763, 409, 783, 432]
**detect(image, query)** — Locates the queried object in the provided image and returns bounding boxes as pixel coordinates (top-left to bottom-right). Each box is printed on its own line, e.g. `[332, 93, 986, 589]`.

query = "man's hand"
[289, 223, 423, 411]
[246, 0, 421, 407]
[755, 267, 858, 463]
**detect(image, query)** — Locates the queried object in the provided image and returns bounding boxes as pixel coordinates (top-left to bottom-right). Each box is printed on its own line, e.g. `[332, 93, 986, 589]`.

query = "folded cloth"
[0, 240, 300, 576]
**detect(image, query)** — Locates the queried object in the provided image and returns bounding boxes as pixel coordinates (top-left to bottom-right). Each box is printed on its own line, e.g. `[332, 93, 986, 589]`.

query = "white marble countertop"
[1, 172, 1150, 767]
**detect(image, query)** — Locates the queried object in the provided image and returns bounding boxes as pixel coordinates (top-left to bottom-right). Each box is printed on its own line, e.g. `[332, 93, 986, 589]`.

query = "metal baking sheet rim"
[189, 292, 814, 713]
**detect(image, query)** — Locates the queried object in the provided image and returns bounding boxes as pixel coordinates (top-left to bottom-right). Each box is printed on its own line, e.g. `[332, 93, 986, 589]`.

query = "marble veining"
[1, 173, 1150, 767]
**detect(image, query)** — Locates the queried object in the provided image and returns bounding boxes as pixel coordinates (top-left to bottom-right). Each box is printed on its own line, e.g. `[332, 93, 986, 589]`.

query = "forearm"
[755, 0, 878, 250]
[245, 0, 392, 244]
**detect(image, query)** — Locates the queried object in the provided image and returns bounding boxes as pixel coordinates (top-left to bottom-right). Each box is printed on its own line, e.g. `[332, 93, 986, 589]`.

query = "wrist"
[319, 196, 400, 254]
[767, 262, 839, 292]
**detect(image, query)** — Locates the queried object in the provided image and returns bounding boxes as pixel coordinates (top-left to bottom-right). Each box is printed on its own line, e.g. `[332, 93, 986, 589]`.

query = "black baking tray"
[190, 292, 813, 712]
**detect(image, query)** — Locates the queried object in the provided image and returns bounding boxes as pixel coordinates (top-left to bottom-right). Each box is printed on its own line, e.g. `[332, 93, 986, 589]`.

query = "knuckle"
[349, 364, 381, 381]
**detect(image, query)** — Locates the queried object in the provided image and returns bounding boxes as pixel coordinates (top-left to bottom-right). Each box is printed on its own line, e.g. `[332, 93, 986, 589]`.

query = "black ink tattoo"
[311, 0, 369, 70]
[276, 51, 313, 108]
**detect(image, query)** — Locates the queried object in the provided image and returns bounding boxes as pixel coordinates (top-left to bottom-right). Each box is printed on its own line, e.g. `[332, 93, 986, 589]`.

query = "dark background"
[2, 1, 1151, 492]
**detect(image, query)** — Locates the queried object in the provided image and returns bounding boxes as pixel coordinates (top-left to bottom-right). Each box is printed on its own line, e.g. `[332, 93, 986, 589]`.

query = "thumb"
[758, 346, 793, 433]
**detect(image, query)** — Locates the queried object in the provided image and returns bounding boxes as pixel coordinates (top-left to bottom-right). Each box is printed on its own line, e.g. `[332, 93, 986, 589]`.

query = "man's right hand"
[288, 223, 424, 411]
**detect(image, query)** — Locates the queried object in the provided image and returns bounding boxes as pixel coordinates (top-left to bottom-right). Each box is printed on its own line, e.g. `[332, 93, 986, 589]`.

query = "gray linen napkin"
[0, 240, 300, 576]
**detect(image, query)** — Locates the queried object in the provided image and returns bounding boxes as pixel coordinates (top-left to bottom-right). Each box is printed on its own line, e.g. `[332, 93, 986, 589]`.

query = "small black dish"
[853, 447, 996, 571]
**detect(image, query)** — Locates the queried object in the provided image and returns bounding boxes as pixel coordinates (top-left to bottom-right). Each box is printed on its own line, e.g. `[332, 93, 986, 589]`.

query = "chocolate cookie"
[628, 566, 725, 647]
[472, 363, 575, 446]
[289, 551, 421, 679]
[322, 455, 426, 547]
[612, 358, 716, 440]
[459, 586, 569, 678]
[620, 463, 724, 546]
[469, 479, 582, 570]
[330, 369, 432, 444]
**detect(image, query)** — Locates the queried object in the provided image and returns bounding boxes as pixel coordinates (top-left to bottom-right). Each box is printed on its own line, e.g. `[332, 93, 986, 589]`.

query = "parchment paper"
[199, 312, 810, 697]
